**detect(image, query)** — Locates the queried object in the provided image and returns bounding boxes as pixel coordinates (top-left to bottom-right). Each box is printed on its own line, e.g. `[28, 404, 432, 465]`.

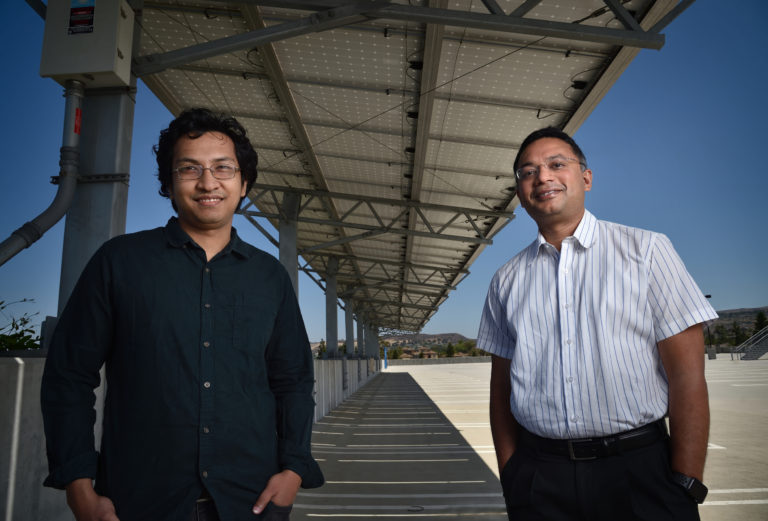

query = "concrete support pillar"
[344, 300, 355, 357]
[366, 323, 379, 359]
[325, 257, 339, 358]
[356, 317, 365, 357]
[58, 88, 135, 312]
[278, 192, 300, 296]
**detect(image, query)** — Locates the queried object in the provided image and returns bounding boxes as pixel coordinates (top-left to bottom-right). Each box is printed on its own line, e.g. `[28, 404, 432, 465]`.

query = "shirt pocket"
[228, 293, 280, 354]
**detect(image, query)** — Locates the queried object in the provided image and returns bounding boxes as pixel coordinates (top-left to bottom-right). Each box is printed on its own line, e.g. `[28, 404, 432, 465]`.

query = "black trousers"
[500, 437, 700, 521]
[189, 500, 220, 521]
[189, 500, 293, 521]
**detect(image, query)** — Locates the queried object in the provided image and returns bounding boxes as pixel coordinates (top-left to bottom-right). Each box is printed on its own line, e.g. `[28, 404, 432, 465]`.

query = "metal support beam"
[603, 0, 643, 32]
[278, 192, 301, 295]
[58, 87, 135, 312]
[325, 256, 339, 357]
[510, 0, 542, 18]
[366, 323, 379, 359]
[345, 299, 355, 356]
[238, 0, 668, 49]
[240, 4, 374, 310]
[133, 2, 389, 76]
[481, 0, 505, 16]
[356, 316, 364, 357]
[25, 0, 46, 19]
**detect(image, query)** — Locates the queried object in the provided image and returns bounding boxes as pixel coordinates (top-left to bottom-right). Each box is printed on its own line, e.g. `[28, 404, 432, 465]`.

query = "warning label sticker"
[69, 0, 95, 35]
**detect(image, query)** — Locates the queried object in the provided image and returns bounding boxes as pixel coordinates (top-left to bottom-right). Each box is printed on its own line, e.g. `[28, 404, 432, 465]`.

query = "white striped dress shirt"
[478, 210, 717, 439]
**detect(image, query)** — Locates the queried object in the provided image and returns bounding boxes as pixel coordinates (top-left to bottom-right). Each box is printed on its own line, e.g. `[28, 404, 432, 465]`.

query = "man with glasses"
[478, 127, 715, 520]
[41, 108, 323, 521]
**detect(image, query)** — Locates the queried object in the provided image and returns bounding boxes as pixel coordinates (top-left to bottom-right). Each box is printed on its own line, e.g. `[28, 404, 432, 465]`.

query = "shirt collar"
[572, 209, 597, 249]
[163, 217, 252, 259]
[530, 209, 598, 260]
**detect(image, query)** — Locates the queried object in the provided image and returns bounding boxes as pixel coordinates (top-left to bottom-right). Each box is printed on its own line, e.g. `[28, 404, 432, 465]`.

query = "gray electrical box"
[40, 0, 134, 88]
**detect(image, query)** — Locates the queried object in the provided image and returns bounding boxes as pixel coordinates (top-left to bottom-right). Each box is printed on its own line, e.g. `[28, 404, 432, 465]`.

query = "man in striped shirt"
[478, 127, 716, 520]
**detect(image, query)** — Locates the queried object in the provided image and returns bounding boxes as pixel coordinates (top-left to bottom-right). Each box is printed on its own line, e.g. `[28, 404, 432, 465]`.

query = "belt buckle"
[567, 439, 598, 461]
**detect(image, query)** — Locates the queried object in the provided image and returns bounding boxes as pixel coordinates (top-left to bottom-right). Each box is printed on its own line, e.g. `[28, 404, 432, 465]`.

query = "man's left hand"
[252, 469, 302, 515]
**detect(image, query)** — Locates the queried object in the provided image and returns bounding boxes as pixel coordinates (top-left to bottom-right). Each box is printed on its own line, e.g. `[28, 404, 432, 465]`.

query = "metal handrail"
[732, 325, 768, 360]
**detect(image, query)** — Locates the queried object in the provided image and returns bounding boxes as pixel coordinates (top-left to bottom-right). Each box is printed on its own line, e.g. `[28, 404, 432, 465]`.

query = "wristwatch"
[671, 472, 708, 504]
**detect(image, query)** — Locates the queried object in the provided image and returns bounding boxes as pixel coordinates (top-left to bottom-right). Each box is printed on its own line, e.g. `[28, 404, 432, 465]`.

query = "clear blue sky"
[1, 1, 766, 342]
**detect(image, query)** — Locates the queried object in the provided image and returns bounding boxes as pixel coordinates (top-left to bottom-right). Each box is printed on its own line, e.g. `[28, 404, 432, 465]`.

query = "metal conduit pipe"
[0, 80, 84, 267]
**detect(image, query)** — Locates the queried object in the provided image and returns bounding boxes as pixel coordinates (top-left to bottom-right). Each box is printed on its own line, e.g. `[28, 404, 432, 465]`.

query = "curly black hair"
[154, 108, 258, 211]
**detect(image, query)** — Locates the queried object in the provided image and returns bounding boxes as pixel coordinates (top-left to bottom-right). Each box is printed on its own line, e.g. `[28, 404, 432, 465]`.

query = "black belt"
[519, 419, 668, 461]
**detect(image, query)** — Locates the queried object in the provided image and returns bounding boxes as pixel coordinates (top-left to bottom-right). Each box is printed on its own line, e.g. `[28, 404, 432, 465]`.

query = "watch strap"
[671, 471, 708, 504]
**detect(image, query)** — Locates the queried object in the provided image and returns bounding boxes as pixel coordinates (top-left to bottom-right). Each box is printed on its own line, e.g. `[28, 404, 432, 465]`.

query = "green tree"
[0, 299, 41, 350]
[445, 343, 455, 357]
[730, 321, 748, 346]
[754, 311, 768, 335]
[712, 324, 728, 346]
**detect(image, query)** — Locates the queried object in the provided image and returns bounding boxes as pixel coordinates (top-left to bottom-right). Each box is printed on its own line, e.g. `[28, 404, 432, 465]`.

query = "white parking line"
[324, 481, 486, 485]
[338, 458, 469, 463]
[709, 488, 768, 494]
[703, 500, 768, 506]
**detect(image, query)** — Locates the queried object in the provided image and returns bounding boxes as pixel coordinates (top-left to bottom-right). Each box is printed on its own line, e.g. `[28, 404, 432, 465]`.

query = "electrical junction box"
[40, 0, 134, 88]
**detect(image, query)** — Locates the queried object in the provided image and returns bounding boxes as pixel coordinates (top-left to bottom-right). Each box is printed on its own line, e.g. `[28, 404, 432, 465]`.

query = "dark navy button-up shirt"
[41, 218, 323, 521]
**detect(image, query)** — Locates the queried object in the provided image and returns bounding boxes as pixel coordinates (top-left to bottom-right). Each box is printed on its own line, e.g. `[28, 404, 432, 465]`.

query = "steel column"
[278, 192, 301, 296]
[325, 257, 339, 357]
[58, 88, 135, 312]
[345, 299, 355, 357]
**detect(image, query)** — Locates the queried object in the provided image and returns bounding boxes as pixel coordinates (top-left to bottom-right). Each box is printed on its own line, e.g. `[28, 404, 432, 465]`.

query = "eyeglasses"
[172, 164, 240, 180]
[515, 156, 586, 182]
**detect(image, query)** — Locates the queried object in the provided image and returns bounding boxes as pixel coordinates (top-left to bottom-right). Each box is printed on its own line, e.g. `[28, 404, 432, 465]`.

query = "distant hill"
[381, 332, 470, 345]
[709, 306, 768, 333]
[310, 306, 767, 349]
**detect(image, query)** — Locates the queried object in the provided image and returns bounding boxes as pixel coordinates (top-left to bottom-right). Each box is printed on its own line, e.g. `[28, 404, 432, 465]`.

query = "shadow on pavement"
[294, 372, 507, 520]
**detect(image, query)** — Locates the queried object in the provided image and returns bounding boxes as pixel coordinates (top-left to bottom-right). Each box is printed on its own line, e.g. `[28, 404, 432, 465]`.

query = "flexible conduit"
[0, 80, 83, 267]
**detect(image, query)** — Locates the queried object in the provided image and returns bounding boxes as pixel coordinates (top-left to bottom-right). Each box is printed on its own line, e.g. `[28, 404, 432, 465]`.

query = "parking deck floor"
[293, 358, 768, 520]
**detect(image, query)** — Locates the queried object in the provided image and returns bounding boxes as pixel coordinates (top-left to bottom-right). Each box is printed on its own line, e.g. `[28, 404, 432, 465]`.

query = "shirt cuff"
[42, 450, 99, 490]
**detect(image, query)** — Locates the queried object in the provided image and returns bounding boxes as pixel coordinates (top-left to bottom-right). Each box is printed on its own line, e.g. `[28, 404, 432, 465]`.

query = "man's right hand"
[66, 478, 120, 521]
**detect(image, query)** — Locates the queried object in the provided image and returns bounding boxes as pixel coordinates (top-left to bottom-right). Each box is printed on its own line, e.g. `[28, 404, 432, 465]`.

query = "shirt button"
[203, 381, 211, 389]
[202, 470, 208, 478]
[204, 303, 211, 309]
[563, 268, 569, 274]
[570, 416, 580, 423]
[566, 376, 574, 383]
[566, 339, 572, 345]
[203, 341, 210, 348]
[203, 426, 210, 434]
[205, 268, 210, 273]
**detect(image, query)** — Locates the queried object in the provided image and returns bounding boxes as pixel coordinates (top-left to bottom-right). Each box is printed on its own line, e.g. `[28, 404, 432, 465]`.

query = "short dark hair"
[513, 126, 587, 173]
[154, 108, 259, 211]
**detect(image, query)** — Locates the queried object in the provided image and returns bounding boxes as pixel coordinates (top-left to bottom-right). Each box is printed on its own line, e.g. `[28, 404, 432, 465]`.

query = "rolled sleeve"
[41, 244, 113, 489]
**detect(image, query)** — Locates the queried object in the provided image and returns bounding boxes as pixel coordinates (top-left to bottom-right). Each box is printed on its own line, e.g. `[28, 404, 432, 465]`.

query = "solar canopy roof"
[133, 0, 690, 333]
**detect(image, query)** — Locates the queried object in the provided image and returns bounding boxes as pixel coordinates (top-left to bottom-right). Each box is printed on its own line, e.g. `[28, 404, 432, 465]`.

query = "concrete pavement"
[294, 358, 768, 520]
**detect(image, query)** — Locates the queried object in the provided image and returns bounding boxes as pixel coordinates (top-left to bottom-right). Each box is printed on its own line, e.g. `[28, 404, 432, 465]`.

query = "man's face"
[169, 131, 247, 237]
[515, 137, 592, 227]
